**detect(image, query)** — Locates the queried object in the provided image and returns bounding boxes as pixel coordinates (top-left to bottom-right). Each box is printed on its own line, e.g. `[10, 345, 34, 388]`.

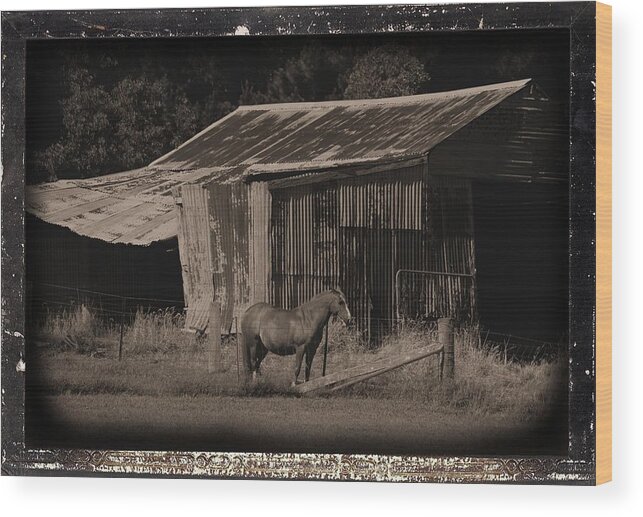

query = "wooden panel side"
[596, 0, 612, 486]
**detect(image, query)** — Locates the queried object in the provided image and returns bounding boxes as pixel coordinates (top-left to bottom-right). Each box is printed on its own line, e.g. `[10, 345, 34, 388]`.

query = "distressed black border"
[1, 2, 598, 484]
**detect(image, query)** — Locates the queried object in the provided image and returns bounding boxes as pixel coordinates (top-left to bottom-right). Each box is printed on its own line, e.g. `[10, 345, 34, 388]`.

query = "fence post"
[438, 317, 454, 380]
[322, 321, 329, 376]
[438, 347, 445, 381]
[235, 317, 241, 383]
[208, 301, 223, 373]
[118, 297, 126, 361]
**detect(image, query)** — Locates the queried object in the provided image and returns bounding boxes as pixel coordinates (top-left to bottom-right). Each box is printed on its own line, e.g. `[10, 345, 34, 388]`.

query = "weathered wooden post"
[322, 321, 329, 376]
[208, 301, 223, 373]
[438, 317, 454, 380]
[118, 297, 126, 361]
[235, 317, 241, 383]
[438, 347, 445, 382]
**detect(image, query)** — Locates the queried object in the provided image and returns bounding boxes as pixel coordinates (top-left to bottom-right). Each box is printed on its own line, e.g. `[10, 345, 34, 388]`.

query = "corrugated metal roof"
[151, 78, 531, 180]
[25, 166, 232, 245]
[26, 79, 531, 245]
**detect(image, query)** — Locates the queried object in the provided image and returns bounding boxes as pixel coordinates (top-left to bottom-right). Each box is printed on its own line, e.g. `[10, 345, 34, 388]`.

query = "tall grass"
[38, 304, 112, 355]
[36, 304, 198, 356]
[41, 304, 105, 341]
[333, 323, 564, 418]
[124, 308, 197, 354]
[34, 305, 564, 419]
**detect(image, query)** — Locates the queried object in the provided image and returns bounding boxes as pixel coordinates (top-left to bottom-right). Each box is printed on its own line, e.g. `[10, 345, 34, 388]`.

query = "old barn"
[26, 79, 567, 339]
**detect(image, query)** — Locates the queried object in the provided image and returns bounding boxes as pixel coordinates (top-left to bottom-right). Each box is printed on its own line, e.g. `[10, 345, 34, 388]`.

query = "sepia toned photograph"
[1, 2, 610, 484]
[23, 27, 570, 456]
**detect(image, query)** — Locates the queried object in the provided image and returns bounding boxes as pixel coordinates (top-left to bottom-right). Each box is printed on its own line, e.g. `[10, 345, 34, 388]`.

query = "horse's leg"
[248, 340, 258, 382]
[291, 346, 305, 387]
[305, 338, 322, 382]
[305, 347, 314, 382]
[255, 344, 268, 376]
[241, 332, 253, 381]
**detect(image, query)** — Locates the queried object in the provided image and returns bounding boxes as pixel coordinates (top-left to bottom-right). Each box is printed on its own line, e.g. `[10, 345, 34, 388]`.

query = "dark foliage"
[344, 45, 429, 99]
[239, 45, 356, 104]
[32, 50, 234, 182]
[27, 31, 568, 183]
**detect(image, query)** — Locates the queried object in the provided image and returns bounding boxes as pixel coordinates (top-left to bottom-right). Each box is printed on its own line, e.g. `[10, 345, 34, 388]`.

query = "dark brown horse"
[240, 289, 352, 386]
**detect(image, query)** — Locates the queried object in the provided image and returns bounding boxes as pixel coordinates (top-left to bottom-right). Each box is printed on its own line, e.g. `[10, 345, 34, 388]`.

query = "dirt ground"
[27, 391, 567, 456]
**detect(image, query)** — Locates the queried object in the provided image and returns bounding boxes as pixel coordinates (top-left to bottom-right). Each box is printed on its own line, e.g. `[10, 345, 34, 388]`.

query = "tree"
[239, 44, 430, 106]
[35, 67, 230, 181]
[239, 46, 354, 104]
[36, 68, 113, 181]
[343, 45, 429, 100]
[107, 76, 199, 169]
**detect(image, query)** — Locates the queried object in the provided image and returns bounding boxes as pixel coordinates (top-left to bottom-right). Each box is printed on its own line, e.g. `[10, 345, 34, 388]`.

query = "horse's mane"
[329, 287, 347, 300]
[300, 289, 345, 309]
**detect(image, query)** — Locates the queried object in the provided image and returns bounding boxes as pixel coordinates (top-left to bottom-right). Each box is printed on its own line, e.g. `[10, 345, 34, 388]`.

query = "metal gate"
[395, 269, 476, 323]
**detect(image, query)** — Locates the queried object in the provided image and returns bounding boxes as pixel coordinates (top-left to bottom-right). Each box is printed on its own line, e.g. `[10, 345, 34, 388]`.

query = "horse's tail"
[239, 310, 255, 378]
[240, 334, 252, 377]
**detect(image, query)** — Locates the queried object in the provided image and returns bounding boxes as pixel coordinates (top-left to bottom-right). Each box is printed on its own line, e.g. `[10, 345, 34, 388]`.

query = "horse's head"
[329, 288, 352, 325]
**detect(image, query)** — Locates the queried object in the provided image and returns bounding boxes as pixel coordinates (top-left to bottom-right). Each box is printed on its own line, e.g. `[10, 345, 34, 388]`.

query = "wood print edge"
[596, 0, 612, 486]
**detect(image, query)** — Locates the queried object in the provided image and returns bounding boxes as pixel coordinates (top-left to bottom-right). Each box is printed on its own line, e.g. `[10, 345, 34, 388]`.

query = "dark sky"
[26, 28, 570, 180]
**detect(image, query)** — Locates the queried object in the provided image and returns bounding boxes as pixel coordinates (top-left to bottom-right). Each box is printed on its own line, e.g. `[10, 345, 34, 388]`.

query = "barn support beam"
[249, 182, 272, 305]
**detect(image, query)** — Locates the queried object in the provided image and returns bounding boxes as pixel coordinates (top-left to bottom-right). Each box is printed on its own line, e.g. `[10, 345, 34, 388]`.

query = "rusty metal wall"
[207, 182, 251, 333]
[177, 166, 476, 337]
[337, 164, 425, 340]
[338, 168, 423, 230]
[270, 183, 339, 310]
[417, 175, 477, 322]
[428, 85, 568, 183]
[268, 162, 479, 341]
[176, 182, 252, 334]
[174, 185, 214, 332]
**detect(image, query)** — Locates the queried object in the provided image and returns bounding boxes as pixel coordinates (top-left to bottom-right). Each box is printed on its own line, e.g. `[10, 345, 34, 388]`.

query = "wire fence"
[27, 281, 186, 360]
[479, 329, 563, 363]
[28, 281, 184, 316]
[27, 281, 563, 363]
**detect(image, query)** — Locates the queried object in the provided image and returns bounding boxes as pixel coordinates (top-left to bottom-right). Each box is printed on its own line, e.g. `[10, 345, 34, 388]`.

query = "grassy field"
[26, 304, 567, 455]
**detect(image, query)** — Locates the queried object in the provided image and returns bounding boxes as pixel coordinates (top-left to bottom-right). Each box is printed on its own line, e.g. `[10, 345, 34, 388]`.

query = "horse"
[240, 289, 352, 386]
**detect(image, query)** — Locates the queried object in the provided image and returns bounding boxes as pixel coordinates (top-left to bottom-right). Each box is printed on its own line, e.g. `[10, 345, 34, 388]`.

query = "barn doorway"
[472, 180, 569, 342]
